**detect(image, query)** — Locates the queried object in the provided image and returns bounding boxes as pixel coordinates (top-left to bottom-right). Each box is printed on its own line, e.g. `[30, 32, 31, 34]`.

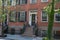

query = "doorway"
[29, 11, 37, 26]
[31, 14, 36, 26]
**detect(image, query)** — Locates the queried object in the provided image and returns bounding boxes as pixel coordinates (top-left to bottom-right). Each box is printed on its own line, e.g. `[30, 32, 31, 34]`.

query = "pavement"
[3, 34, 43, 40]
[0, 34, 59, 40]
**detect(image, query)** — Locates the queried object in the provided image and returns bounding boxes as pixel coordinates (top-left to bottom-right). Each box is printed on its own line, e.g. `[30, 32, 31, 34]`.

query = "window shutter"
[25, 0, 27, 4]
[15, 12, 17, 22]
[18, 12, 20, 22]
[19, 0, 20, 5]
[25, 11, 27, 21]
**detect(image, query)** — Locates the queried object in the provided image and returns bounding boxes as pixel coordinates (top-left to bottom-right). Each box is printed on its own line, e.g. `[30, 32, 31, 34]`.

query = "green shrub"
[43, 37, 48, 40]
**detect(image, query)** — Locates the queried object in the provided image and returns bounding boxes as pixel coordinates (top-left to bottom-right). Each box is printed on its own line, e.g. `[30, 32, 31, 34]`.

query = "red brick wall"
[9, 0, 60, 27]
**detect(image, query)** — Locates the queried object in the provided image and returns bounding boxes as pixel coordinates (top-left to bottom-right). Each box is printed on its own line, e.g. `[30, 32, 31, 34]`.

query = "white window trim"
[41, 11, 48, 22]
[29, 10, 37, 26]
[54, 13, 60, 22]
[41, 0, 48, 2]
[19, 11, 26, 21]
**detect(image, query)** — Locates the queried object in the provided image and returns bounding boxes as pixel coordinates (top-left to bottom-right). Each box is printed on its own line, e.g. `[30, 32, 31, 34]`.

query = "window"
[56, 0, 60, 2]
[41, 0, 48, 2]
[55, 13, 60, 22]
[42, 11, 48, 22]
[30, 0, 37, 4]
[4, 0, 7, 6]
[9, 11, 17, 22]
[20, 0, 27, 4]
[7, 0, 11, 5]
[18, 11, 26, 22]
[16, 0, 20, 5]
[10, 0, 16, 6]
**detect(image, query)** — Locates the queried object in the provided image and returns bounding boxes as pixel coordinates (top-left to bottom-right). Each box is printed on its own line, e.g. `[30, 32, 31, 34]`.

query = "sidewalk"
[5, 34, 43, 40]
[5, 34, 33, 40]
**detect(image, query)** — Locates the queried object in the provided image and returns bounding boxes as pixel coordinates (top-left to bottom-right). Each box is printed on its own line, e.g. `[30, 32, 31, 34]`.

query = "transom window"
[30, 0, 37, 4]
[41, 0, 48, 2]
[55, 13, 60, 22]
[42, 11, 48, 22]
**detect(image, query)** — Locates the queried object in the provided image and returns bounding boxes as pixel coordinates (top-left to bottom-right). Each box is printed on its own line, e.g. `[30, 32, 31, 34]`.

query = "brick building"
[4, 0, 60, 36]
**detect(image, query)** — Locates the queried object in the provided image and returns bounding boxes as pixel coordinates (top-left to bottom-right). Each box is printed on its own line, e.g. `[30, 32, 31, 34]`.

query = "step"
[22, 27, 34, 37]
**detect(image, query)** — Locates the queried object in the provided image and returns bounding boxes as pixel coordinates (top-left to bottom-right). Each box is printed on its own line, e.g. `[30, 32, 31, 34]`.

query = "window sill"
[30, 3, 37, 5]
[41, 21, 48, 22]
[18, 21, 26, 22]
[54, 21, 60, 23]
[41, 2, 49, 3]
[9, 21, 17, 22]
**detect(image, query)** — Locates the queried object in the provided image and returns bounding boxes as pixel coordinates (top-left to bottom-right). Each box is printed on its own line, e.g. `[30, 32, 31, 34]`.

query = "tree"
[47, 0, 55, 40]
[0, 0, 10, 36]
[44, 0, 60, 40]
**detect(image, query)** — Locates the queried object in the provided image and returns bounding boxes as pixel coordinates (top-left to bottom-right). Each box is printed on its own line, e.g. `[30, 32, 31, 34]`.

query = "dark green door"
[31, 14, 35, 26]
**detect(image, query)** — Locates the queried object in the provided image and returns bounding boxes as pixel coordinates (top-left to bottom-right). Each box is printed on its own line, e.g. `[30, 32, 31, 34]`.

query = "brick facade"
[8, 0, 60, 35]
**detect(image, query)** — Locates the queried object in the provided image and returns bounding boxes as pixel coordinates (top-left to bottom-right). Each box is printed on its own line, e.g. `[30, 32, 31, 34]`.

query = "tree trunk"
[47, 0, 55, 40]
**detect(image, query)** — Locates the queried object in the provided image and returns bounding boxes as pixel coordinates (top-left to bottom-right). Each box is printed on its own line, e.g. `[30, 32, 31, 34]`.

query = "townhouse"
[3, 0, 60, 36]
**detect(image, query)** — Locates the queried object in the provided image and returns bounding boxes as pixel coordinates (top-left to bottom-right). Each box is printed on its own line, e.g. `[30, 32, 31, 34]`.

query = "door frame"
[29, 10, 37, 26]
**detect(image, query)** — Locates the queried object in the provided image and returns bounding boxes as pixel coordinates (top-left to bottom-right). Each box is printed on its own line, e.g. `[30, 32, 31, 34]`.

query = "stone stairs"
[22, 26, 35, 37]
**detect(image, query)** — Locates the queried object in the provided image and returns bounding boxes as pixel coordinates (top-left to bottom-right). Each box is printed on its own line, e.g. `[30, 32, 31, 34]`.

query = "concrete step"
[22, 27, 34, 37]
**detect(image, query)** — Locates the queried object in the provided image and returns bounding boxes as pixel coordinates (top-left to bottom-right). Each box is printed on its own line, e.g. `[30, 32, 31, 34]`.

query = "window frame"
[20, 0, 27, 5]
[54, 13, 60, 22]
[4, 0, 8, 6]
[9, 11, 17, 22]
[18, 11, 26, 22]
[30, 0, 37, 4]
[56, 0, 60, 2]
[41, 0, 48, 2]
[10, 0, 16, 6]
[41, 10, 48, 22]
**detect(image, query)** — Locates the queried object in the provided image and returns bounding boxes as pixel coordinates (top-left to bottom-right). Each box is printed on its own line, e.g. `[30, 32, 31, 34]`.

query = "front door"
[29, 10, 37, 26]
[31, 14, 35, 26]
